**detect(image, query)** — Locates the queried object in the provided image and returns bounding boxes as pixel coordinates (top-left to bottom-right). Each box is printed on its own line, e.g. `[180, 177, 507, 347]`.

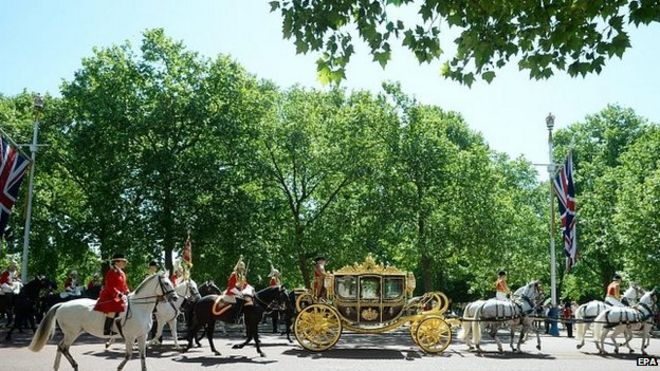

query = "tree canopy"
[0, 29, 657, 300]
[271, 0, 660, 85]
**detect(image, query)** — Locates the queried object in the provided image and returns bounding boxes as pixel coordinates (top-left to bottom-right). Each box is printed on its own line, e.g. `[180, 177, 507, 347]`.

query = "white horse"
[465, 281, 543, 353]
[575, 283, 645, 349]
[592, 289, 657, 354]
[148, 279, 200, 349]
[29, 273, 178, 371]
[105, 278, 200, 350]
[458, 299, 485, 349]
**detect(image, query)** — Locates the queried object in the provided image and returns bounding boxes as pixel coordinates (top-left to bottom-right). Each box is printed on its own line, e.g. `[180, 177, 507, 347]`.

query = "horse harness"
[115, 276, 177, 338]
[602, 302, 655, 328]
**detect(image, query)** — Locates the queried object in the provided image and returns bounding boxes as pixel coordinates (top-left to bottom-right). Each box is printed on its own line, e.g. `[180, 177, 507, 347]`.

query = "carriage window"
[384, 277, 403, 299]
[336, 276, 357, 299]
[360, 277, 380, 299]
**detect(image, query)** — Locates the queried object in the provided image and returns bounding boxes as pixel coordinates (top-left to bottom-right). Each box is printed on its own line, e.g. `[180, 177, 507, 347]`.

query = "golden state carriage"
[294, 254, 459, 353]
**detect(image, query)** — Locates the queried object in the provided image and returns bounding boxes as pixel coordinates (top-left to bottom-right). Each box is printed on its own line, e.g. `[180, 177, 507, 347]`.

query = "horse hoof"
[536, 345, 541, 350]
[576, 344, 582, 349]
[614, 349, 619, 354]
[213, 351, 221, 356]
[259, 352, 266, 358]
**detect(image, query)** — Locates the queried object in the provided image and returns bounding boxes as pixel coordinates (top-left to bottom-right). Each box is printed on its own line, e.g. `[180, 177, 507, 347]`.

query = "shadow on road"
[473, 350, 556, 360]
[282, 347, 451, 360]
[173, 354, 277, 367]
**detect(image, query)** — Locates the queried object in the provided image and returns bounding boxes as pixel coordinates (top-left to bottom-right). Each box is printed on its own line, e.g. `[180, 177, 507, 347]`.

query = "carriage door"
[358, 275, 382, 323]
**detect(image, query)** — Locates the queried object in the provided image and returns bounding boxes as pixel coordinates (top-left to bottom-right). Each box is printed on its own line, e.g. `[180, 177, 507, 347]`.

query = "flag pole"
[0, 126, 33, 162]
[546, 112, 559, 336]
[20, 95, 42, 282]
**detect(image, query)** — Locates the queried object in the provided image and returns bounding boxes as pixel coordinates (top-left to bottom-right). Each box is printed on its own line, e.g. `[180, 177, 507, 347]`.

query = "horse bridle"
[129, 275, 177, 305]
[254, 288, 284, 313]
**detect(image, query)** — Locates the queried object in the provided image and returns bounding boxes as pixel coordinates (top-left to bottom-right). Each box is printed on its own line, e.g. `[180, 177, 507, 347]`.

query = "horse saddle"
[212, 295, 243, 322]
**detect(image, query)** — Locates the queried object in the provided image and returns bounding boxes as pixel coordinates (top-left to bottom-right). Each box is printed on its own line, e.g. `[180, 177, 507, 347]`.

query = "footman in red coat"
[94, 253, 129, 335]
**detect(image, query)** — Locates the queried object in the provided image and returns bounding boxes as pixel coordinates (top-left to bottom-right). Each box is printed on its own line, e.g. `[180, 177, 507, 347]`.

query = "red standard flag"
[0, 136, 30, 236]
[183, 233, 192, 266]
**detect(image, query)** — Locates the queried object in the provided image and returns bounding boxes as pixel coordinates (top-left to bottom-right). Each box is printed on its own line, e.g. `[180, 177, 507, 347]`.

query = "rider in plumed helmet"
[223, 255, 248, 304]
[268, 264, 281, 287]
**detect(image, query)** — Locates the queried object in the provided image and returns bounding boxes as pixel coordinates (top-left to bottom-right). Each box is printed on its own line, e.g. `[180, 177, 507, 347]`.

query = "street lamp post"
[546, 113, 559, 336]
[20, 95, 42, 282]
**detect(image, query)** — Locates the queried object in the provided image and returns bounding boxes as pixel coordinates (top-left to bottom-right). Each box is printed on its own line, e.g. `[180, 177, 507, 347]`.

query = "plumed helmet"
[498, 270, 506, 277]
[234, 255, 246, 271]
[268, 266, 280, 277]
[613, 273, 622, 280]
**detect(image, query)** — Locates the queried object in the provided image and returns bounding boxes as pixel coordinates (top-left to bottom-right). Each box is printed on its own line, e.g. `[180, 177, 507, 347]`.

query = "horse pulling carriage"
[293, 254, 459, 353]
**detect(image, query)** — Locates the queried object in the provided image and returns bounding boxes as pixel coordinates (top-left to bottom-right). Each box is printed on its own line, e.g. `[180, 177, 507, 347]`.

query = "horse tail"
[471, 303, 483, 345]
[458, 303, 471, 341]
[29, 303, 61, 352]
[575, 304, 586, 342]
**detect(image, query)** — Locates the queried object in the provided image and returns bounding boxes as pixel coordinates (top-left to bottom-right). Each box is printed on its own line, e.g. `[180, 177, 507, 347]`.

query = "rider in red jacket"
[94, 253, 129, 335]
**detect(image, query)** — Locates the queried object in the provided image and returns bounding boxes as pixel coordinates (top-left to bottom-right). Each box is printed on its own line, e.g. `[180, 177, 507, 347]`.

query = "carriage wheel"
[294, 304, 342, 352]
[410, 320, 420, 345]
[295, 292, 315, 312]
[415, 316, 452, 354]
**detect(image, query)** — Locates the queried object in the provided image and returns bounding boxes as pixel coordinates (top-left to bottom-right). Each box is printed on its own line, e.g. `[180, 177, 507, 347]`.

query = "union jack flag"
[552, 152, 577, 271]
[0, 136, 30, 237]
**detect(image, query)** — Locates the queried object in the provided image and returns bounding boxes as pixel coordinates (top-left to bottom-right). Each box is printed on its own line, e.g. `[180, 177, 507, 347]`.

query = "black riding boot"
[103, 316, 114, 335]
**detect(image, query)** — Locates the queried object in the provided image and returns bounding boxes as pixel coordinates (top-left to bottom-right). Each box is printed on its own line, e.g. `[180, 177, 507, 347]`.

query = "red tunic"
[64, 277, 74, 290]
[87, 280, 96, 291]
[94, 267, 129, 313]
[170, 274, 178, 287]
[313, 265, 325, 296]
[0, 271, 10, 285]
[224, 272, 246, 296]
[495, 278, 508, 293]
[607, 282, 620, 298]
[269, 277, 279, 287]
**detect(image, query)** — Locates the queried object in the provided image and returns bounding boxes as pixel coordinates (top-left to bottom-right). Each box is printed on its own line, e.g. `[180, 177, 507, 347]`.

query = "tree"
[271, 0, 660, 85]
[61, 29, 270, 285]
[254, 86, 391, 287]
[553, 105, 650, 300]
[613, 127, 660, 287]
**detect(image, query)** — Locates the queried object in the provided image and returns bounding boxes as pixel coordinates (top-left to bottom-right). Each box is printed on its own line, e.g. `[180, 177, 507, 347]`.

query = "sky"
[1, 0, 659, 173]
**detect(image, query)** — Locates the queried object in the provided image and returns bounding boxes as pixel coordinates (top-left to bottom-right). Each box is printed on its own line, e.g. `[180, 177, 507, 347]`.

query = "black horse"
[37, 284, 100, 323]
[197, 280, 222, 297]
[5, 276, 53, 341]
[185, 286, 290, 357]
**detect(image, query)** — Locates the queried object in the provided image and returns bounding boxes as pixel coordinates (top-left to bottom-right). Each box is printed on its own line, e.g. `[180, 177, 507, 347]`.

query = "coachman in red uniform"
[313, 256, 327, 299]
[94, 253, 129, 335]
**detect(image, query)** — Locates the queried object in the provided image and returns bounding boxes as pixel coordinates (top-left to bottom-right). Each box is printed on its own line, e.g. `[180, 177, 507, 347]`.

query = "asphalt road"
[1, 326, 658, 371]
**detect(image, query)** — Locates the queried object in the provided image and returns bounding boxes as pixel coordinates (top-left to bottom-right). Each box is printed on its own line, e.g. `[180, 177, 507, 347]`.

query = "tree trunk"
[416, 183, 432, 292]
[294, 223, 311, 289]
[418, 209, 433, 292]
[163, 184, 175, 274]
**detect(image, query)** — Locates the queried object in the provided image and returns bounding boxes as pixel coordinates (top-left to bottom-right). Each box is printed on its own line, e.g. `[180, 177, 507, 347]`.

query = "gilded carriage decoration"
[294, 254, 459, 354]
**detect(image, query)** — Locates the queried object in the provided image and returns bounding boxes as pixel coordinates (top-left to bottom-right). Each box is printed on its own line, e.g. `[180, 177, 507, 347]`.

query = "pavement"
[0, 325, 658, 371]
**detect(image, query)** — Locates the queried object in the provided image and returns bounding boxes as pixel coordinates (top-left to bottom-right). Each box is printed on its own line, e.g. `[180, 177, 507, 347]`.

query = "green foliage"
[1, 30, 657, 302]
[272, 0, 660, 85]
